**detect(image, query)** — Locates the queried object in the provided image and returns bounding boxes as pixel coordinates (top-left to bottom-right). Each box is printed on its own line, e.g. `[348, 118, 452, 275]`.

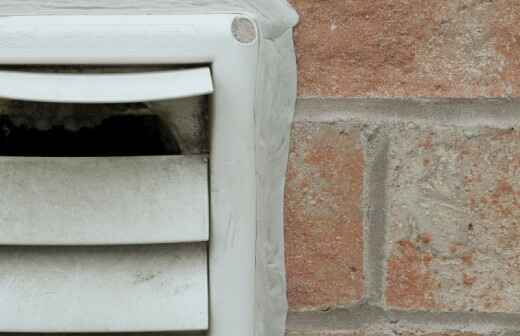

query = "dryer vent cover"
[0, 2, 298, 336]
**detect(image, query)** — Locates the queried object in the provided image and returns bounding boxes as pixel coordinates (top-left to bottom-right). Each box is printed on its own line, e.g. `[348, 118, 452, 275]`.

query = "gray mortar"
[288, 305, 520, 334]
[361, 129, 390, 307]
[295, 97, 520, 129]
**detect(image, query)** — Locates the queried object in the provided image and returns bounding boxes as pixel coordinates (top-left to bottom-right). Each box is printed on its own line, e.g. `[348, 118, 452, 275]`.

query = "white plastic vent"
[0, 9, 298, 336]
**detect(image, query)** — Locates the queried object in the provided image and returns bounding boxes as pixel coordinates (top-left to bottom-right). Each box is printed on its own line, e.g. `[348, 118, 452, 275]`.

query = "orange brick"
[289, 0, 520, 97]
[285, 122, 364, 311]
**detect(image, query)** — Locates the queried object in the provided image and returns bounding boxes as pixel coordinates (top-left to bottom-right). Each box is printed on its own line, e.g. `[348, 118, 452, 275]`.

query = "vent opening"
[0, 114, 181, 157]
[0, 97, 209, 156]
[0, 98, 197, 157]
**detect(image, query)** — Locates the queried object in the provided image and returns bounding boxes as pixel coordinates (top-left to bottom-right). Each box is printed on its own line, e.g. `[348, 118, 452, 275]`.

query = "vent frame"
[0, 14, 260, 336]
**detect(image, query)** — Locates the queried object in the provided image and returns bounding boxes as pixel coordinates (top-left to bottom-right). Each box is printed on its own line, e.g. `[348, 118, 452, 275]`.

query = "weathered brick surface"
[287, 333, 480, 336]
[287, 323, 485, 336]
[285, 122, 365, 311]
[385, 125, 520, 312]
[289, 0, 520, 97]
[287, 332, 482, 336]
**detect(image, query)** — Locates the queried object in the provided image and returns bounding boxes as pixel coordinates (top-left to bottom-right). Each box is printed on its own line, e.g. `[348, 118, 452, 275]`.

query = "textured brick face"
[290, 0, 520, 97]
[288, 334, 480, 336]
[385, 126, 520, 312]
[286, 324, 483, 336]
[284, 122, 364, 311]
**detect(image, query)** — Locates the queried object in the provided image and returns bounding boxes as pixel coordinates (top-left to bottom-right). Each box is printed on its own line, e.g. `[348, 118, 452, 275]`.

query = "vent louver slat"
[0, 67, 213, 104]
[0, 155, 209, 245]
[0, 244, 209, 332]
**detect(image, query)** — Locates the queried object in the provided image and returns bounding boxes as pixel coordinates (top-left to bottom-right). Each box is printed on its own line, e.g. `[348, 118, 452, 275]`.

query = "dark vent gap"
[0, 115, 181, 157]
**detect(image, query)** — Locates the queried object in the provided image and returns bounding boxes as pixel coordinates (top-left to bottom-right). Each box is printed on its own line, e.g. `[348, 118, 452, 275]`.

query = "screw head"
[231, 17, 257, 44]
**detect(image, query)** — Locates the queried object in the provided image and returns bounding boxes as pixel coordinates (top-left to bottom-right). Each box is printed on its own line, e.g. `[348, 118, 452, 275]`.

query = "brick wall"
[284, 1, 520, 335]
[289, 0, 520, 98]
